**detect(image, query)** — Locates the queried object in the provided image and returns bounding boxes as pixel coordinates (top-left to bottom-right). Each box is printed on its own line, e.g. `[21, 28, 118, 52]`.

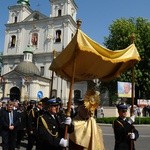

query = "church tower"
[49, 0, 77, 21]
[1, 0, 87, 103]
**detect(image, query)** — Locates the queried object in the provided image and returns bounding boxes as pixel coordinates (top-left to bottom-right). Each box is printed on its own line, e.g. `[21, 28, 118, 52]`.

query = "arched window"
[14, 16, 17, 23]
[10, 87, 20, 101]
[58, 9, 62, 16]
[55, 30, 61, 42]
[10, 35, 16, 47]
[31, 33, 38, 46]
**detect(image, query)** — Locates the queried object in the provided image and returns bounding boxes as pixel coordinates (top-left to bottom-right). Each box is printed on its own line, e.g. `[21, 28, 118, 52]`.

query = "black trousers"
[27, 133, 36, 150]
[1, 129, 17, 150]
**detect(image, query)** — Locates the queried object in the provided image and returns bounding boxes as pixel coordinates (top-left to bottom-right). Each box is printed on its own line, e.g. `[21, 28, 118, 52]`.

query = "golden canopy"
[50, 29, 140, 82]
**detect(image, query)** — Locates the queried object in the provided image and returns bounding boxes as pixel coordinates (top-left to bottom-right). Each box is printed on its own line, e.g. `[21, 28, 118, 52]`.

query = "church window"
[40, 66, 44, 76]
[10, 35, 16, 47]
[58, 9, 62, 16]
[55, 30, 61, 43]
[14, 16, 17, 23]
[31, 33, 38, 46]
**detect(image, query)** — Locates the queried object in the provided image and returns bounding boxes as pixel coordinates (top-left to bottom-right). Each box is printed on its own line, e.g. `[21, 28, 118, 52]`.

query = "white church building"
[0, 0, 87, 104]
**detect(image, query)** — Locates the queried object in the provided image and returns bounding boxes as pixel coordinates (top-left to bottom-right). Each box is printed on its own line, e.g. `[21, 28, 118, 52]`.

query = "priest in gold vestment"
[69, 90, 105, 150]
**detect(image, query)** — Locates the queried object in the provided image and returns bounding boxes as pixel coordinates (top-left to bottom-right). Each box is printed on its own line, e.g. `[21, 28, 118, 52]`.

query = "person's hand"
[129, 133, 135, 139]
[9, 125, 14, 130]
[65, 117, 72, 125]
[128, 115, 135, 124]
[59, 138, 68, 147]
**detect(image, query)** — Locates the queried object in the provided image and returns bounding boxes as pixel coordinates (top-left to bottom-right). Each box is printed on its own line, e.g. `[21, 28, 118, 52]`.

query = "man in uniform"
[37, 98, 74, 150]
[113, 103, 139, 150]
[26, 100, 38, 150]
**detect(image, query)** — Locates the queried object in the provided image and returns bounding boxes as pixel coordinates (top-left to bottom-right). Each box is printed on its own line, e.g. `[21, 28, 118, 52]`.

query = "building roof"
[14, 61, 40, 76]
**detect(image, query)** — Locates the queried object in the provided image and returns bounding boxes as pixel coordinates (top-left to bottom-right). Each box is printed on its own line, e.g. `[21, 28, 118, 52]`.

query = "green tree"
[103, 17, 150, 103]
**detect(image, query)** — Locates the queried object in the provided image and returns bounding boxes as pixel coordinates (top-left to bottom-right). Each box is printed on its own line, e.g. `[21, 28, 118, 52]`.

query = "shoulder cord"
[39, 116, 58, 138]
[32, 109, 35, 118]
[28, 109, 35, 118]
[116, 120, 124, 127]
[112, 120, 124, 128]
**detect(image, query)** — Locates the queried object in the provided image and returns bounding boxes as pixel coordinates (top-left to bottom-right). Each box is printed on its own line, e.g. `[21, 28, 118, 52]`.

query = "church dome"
[17, 0, 30, 6]
[14, 61, 40, 76]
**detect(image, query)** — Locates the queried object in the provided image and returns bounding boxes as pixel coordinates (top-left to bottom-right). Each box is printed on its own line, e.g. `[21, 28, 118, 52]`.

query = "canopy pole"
[130, 33, 135, 116]
[130, 33, 135, 150]
[64, 46, 77, 142]
[131, 64, 135, 116]
[64, 19, 82, 141]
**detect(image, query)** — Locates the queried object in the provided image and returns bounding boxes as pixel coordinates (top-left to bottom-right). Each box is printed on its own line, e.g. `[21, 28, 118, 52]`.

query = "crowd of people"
[0, 91, 139, 150]
[0, 97, 74, 150]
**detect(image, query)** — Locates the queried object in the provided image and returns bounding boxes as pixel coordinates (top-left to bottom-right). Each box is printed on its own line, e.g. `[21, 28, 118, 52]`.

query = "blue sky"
[0, 0, 150, 52]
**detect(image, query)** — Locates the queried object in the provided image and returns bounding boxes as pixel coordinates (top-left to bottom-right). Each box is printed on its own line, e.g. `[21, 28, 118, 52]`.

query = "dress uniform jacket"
[27, 107, 41, 150]
[37, 111, 74, 150]
[113, 117, 139, 150]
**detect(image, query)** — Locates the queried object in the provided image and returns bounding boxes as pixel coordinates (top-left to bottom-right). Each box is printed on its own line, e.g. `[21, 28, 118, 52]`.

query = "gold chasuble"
[70, 117, 105, 150]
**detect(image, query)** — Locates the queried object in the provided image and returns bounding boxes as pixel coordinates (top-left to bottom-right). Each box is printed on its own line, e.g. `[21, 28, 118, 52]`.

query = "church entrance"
[10, 87, 21, 101]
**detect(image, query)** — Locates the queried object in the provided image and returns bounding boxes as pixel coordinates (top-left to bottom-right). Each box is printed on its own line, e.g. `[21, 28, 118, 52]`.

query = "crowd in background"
[0, 97, 78, 150]
[0, 96, 140, 150]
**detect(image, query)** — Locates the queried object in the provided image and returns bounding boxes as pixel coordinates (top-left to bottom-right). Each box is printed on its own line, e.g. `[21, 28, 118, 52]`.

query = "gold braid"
[40, 116, 58, 137]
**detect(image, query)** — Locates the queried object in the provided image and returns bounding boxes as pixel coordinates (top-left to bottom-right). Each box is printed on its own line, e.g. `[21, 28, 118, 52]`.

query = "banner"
[117, 81, 132, 98]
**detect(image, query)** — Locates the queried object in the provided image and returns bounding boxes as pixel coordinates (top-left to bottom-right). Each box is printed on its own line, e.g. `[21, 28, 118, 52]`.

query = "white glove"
[65, 117, 72, 125]
[130, 133, 135, 139]
[71, 105, 75, 109]
[128, 115, 135, 124]
[59, 138, 68, 147]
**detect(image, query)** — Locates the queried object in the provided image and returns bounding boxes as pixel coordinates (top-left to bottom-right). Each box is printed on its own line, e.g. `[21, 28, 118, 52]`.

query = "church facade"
[1, 0, 87, 104]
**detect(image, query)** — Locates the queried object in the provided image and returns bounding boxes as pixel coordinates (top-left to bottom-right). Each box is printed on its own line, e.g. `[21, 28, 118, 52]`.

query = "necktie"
[9, 112, 14, 125]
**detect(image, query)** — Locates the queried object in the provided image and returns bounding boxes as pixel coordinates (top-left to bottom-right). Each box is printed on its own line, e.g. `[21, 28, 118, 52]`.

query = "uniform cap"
[29, 100, 36, 105]
[117, 103, 128, 110]
[40, 97, 49, 103]
[47, 98, 59, 106]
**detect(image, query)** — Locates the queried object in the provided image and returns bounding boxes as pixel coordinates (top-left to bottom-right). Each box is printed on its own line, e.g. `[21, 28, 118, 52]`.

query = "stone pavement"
[0, 136, 36, 150]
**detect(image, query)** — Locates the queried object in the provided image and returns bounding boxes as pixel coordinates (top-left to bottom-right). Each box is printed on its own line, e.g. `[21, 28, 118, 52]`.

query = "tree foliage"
[103, 17, 150, 101]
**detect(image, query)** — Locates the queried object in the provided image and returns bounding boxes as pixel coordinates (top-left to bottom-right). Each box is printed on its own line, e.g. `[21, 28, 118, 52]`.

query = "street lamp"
[23, 76, 32, 101]
[50, 50, 57, 98]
